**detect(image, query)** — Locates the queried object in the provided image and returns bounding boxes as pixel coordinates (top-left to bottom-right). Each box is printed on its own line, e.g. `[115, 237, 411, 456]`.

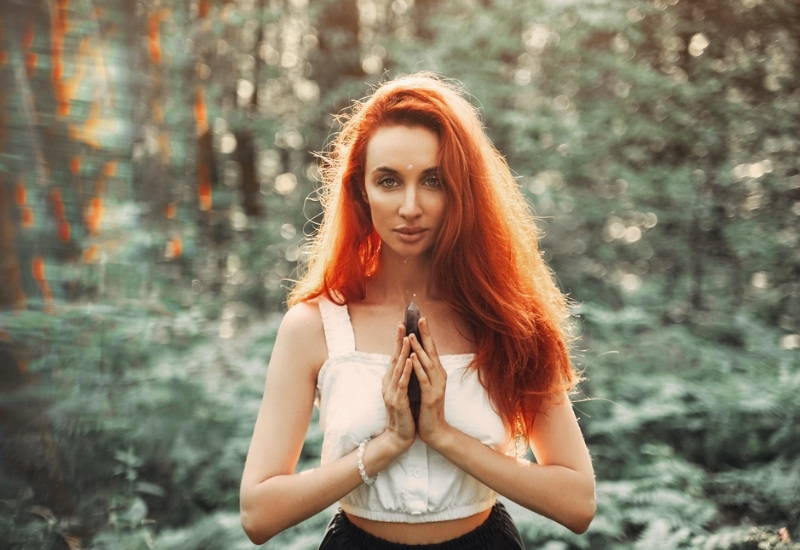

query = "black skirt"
[317, 501, 526, 549]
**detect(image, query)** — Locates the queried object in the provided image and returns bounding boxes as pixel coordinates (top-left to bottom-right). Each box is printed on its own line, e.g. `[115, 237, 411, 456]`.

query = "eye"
[423, 175, 443, 188]
[377, 176, 399, 189]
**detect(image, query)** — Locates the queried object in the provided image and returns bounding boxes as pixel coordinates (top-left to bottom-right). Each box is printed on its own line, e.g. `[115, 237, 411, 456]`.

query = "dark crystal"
[404, 301, 422, 423]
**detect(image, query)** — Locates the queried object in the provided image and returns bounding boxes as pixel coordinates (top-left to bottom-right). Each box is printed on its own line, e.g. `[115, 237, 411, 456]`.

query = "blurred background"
[1, 0, 798, 548]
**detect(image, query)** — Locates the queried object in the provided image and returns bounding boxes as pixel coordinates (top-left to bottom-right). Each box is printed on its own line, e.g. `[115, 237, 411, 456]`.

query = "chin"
[383, 240, 433, 258]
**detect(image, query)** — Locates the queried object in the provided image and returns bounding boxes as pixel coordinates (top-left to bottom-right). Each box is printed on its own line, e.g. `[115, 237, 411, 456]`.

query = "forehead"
[364, 125, 440, 172]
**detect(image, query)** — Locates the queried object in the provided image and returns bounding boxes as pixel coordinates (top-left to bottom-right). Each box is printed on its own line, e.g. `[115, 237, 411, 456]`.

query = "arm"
[238, 302, 410, 545]
[429, 394, 596, 534]
[408, 319, 595, 534]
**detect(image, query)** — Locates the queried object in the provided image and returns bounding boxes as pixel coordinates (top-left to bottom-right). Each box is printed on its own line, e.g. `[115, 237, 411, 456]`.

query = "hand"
[408, 317, 453, 448]
[380, 323, 416, 454]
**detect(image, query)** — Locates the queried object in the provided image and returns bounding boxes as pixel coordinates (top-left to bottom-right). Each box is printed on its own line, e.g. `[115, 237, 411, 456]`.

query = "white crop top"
[313, 297, 517, 523]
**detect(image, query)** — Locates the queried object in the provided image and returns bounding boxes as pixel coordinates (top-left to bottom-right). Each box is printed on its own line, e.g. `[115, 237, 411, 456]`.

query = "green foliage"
[0, 304, 277, 548]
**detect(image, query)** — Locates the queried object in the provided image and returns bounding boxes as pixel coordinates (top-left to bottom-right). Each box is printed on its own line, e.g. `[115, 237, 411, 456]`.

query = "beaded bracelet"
[357, 438, 378, 486]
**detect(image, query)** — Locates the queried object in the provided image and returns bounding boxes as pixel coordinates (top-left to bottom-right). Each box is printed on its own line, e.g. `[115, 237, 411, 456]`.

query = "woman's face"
[362, 124, 446, 258]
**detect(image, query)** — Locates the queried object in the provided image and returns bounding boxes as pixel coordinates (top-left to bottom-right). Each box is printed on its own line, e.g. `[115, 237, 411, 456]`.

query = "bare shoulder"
[281, 298, 324, 332]
[274, 298, 328, 379]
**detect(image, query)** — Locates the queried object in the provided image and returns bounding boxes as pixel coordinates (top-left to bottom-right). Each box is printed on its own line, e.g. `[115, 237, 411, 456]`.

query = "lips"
[393, 227, 428, 244]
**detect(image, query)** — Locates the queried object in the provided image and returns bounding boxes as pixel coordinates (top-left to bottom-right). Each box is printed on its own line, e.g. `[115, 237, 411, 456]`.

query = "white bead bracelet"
[357, 438, 378, 486]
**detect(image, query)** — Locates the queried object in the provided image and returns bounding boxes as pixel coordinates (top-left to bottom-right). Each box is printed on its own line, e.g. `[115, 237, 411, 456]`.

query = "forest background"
[0, 0, 798, 549]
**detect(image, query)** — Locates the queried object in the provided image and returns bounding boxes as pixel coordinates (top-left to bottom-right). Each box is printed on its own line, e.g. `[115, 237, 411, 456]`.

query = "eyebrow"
[371, 166, 439, 176]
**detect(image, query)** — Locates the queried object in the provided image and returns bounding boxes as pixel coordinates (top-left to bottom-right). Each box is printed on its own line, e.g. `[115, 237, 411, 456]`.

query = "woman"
[239, 72, 595, 548]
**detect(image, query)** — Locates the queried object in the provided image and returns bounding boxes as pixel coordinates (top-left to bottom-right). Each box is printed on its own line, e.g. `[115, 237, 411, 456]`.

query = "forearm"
[241, 430, 405, 545]
[432, 427, 595, 534]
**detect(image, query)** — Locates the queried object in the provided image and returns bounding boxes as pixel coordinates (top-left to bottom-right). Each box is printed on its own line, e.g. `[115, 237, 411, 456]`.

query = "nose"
[398, 185, 422, 220]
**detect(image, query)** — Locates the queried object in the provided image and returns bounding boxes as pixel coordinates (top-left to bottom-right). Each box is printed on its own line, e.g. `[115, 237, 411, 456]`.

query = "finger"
[388, 359, 412, 407]
[399, 333, 411, 362]
[391, 337, 409, 387]
[408, 333, 432, 366]
[390, 323, 404, 364]
[399, 358, 413, 389]
[419, 317, 440, 360]
[412, 323, 443, 386]
[385, 324, 406, 386]
[387, 338, 407, 396]
[411, 353, 431, 388]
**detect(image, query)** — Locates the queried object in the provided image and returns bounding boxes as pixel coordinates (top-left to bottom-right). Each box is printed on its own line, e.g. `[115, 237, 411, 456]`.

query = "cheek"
[365, 194, 395, 224]
[426, 196, 447, 226]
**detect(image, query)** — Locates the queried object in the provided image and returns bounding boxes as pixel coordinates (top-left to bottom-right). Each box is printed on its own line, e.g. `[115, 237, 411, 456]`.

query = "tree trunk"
[0, 178, 26, 310]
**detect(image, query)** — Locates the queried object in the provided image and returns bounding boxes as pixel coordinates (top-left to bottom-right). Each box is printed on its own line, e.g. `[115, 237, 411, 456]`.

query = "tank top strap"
[318, 295, 356, 357]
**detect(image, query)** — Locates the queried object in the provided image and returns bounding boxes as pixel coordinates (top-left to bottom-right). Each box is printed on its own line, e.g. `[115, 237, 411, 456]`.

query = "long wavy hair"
[288, 72, 580, 441]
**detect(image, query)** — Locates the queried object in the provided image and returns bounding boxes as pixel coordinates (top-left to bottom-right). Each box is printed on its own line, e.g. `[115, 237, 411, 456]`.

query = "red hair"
[289, 72, 580, 441]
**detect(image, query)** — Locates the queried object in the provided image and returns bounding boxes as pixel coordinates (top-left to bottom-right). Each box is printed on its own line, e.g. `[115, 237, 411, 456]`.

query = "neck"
[365, 248, 440, 306]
